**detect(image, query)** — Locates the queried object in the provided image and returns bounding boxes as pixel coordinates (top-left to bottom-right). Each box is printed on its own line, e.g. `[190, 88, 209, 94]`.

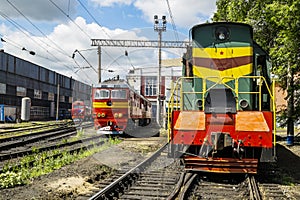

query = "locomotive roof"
[191, 21, 252, 30]
[191, 22, 253, 37]
[94, 79, 129, 88]
[93, 79, 151, 104]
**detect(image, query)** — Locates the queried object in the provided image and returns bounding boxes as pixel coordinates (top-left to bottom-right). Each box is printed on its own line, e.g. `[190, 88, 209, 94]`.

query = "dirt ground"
[275, 132, 300, 199]
[1, 131, 300, 199]
[0, 136, 167, 200]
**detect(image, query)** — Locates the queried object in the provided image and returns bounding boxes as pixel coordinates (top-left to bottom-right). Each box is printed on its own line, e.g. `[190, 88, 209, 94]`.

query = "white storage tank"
[50, 101, 55, 118]
[21, 97, 31, 121]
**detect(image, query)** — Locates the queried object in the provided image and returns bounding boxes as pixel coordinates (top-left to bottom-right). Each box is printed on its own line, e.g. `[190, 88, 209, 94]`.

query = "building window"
[145, 77, 157, 96]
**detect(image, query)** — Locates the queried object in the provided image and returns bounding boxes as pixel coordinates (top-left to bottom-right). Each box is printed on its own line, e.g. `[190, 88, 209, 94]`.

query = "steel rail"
[0, 134, 102, 161]
[0, 127, 76, 150]
[248, 175, 262, 200]
[89, 142, 168, 200]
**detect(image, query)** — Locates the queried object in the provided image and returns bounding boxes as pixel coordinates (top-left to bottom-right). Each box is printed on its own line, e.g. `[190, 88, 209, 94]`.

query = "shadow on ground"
[265, 134, 300, 185]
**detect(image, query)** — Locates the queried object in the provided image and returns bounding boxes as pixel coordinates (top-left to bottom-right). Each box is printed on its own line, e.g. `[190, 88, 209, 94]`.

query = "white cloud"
[134, 0, 216, 29]
[91, 0, 134, 7]
[0, 0, 76, 22]
[0, 0, 217, 84]
[91, 0, 216, 29]
[1, 16, 169, 84]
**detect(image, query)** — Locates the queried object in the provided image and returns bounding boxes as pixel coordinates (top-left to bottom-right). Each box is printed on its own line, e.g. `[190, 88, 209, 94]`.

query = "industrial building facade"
[0, 50, 91, 121]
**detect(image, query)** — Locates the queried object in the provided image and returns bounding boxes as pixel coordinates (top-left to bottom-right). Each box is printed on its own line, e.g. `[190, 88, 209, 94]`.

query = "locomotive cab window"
[94, 89, 110, 99]
[215, 26, 230, 41]
[73, 105, 84, 109]
[111, 90, 127, 99]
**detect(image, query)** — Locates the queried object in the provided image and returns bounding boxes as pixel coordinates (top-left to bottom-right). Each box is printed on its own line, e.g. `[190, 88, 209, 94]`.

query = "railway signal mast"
[154, 15, 166, 126]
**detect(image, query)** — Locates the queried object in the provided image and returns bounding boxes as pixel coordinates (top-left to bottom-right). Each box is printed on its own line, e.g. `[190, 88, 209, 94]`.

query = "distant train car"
[71, 100, 92, 122]
[92, 78, 152, 135]
[168, 22, 276, 174]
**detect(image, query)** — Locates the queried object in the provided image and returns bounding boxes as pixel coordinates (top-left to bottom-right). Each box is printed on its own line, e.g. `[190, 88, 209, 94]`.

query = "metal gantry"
[91, 39, 190, 48]
[91, 38, 190, 126]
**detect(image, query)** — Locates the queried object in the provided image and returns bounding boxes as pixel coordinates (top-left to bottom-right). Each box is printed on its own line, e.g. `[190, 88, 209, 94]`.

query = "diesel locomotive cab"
[168, 22, 276, 174]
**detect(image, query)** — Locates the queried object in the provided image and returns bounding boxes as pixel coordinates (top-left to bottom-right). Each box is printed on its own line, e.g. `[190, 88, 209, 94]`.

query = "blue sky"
[0, 0, 217, 84]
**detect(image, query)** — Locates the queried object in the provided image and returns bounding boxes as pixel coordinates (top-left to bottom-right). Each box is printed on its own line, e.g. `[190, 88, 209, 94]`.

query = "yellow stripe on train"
[93, 102, 129, 108]
[193, 47, 252, 58]
[193, 63, 252, 83]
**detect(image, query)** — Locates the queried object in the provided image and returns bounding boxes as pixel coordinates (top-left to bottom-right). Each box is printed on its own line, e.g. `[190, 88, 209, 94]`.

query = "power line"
[0, 28, 75, 72]
[76, 0, 112, 39]
[76, 0, 132, 72]
[3, 0, 101, 77]
[165, 0, 179, 41]
[48, 0, 92, 39]
[0, 2, 79, 72]
[6, 0, 74, 59]
[49, 0, 124, 73]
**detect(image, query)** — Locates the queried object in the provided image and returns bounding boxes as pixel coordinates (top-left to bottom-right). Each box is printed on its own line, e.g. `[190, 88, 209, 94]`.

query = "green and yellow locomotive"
[168, 22, 276, 173]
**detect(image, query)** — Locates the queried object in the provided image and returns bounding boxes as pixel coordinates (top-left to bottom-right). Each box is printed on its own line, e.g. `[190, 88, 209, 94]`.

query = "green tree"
[213, 0, 300, 139]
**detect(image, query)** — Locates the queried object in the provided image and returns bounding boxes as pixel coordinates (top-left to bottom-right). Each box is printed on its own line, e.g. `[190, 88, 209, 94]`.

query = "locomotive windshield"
[94, 89, 109, 99]
[111, 89, 127, 99]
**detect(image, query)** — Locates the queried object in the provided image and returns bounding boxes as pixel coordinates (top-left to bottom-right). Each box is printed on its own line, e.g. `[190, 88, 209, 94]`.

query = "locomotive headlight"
[215, 26, 229, 41]
[239, 99, 249, 109]
[114, 113, 119, 118]
[97, 113, 101, 118]
[118, 113, 123, 118]
[218, 33, 226, 40]
[101, 113, 106, 117]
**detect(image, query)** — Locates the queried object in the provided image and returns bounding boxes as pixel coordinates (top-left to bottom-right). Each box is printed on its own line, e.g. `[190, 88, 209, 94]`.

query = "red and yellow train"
[71, 100, 92, 122]
[92, 78, 152, 135]
[168, 22, 276, 174]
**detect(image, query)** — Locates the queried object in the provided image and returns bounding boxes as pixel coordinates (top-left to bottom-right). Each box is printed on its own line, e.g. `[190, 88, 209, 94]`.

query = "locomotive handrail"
[167, 75, 276, 147]
[237, 76, 276, 146]
[176, 76, 275, 111]
[237, 76, 275, 111]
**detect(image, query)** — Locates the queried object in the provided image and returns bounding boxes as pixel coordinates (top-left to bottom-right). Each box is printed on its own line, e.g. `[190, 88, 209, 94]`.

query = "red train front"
[71, 100, 91, 122]
[92, 79, 152, 135]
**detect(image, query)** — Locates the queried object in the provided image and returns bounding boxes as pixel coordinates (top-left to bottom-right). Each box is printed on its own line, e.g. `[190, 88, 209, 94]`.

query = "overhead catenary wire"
[0, 33, 94, 83]
[49, 0, 125, 75]
[2, 0, 139, 82]
[76, 0, 134, 71]
[166, 0, 179, 42]
[48, 0, 92, 40]
[6, 0, 72, 58]
[0, 4, 77, 71]
[76, 0, 112, 40]
[6, 0, 105, 80]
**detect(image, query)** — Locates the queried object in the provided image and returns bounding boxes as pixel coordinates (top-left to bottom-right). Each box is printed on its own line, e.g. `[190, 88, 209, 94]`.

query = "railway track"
[0, 121, 73, 137]
[169, 171, 288, 200]
[0, 121, 89, 146]
[0, 126, 76, 151]
[83, 143, 182, 200]
[0, 122, 101, 171]
[173, 173, 249, 200]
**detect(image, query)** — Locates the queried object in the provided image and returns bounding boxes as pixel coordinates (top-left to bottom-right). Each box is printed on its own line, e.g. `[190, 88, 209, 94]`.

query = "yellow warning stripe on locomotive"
[193, 64, 252, 83]
[93, 102, 128, 108]
[193, 46, 252, 58]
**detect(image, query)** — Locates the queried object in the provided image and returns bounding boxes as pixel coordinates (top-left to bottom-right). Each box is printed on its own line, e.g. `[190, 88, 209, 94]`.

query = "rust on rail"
[183, 156, 258, 174]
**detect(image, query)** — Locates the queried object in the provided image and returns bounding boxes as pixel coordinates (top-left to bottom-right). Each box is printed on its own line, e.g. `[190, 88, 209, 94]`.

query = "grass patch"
[0, 137, 121, 189]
